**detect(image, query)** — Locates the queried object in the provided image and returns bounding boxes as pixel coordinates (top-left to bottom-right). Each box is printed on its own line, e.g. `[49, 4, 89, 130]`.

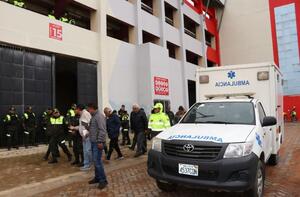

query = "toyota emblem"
[183, 144, 195, 152]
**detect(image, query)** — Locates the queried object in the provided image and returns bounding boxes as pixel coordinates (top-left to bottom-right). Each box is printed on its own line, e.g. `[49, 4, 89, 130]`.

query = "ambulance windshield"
[181, 102, 256, 125]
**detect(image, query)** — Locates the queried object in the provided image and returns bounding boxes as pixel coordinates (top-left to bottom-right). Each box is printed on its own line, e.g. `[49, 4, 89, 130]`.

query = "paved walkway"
[1, 123, 300, 196]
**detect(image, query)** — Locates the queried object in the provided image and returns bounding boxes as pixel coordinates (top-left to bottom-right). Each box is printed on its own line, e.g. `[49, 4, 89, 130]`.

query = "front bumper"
[147, 150, 259, 192]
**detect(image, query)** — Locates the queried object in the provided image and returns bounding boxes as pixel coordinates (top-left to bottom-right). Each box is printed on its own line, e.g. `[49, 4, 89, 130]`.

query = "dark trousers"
[107, 137, 123, 160]
[121, 128, 131, 145]
[131, 131, 137, 150]
[136, 132, 146, 154]
[57, 135, 72, 157]
[6, 128, 18, 150]
[73, 135, 83, 163]
[49, 135, 72, 161]
[49, 136, 59, 160]
[24, 127, 36, 147]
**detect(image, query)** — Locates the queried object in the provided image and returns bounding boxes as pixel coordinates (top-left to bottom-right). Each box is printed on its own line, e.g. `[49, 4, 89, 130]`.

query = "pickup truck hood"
[158, 123, 255, 143]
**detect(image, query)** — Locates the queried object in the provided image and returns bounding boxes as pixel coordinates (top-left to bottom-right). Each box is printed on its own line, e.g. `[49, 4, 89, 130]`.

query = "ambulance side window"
[257, 103, 266, 125]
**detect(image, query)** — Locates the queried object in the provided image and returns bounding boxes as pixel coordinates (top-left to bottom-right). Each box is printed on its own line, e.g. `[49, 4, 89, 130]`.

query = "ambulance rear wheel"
[156, 180, 176, 192]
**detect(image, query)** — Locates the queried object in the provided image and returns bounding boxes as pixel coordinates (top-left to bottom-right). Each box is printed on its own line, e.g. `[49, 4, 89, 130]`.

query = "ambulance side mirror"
[262, 116, 277, 127]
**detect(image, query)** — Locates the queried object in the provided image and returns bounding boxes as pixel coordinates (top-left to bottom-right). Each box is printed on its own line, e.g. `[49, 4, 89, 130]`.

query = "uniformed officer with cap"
[3, 106, 20, 150]
[47, 108, 72, 164]
[22, 106, 37, 148]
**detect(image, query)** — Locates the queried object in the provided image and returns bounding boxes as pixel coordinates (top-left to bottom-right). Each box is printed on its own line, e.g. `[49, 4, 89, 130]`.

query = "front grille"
[163, 141, 223, 160]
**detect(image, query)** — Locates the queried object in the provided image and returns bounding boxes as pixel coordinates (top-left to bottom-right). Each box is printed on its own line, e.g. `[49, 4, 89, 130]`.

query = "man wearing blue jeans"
[82, 137, 92, 170]
[87, 103, 108, 190]
[70, 105, 92, 170]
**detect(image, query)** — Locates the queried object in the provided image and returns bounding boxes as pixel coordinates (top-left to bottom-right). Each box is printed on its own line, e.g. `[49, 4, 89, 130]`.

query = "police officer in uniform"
[22, 106, 37, 148]
[48, 109, 72, 164]
[148, 103, 171, 139]
[120, 111, 131, 146]
[66, 104, 77, 147]
[43, 107, 53, 161]
[3, 106, 20, 150]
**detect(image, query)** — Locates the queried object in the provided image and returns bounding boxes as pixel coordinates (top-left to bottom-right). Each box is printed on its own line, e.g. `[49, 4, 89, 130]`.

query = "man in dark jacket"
[166, 105, 175, 126]
[130, 104, 148, 157]
[3, 106, 20, 150]
[47, 109, 72, 164]
[22, 106, 37, 148]
[104, 107, 123, 160]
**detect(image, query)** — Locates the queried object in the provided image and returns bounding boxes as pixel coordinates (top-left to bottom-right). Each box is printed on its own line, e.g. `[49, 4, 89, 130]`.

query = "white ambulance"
[147, 63, 284, 197]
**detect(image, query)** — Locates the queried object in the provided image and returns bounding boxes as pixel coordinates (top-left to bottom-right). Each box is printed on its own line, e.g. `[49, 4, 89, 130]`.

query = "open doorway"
[188, 80, 196, 107]
[55, 56, 77, 114]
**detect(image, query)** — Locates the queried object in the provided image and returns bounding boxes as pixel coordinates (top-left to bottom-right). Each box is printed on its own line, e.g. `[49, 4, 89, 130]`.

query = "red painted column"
[183, 0, 221, 66]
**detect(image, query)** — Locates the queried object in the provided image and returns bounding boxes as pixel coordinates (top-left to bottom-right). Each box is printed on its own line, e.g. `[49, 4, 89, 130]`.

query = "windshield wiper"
[197, 121, 235, 124]
[197, 112, 215, 118]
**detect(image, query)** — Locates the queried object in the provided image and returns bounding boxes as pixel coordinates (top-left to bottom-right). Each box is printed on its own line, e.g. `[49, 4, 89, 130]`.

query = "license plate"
[178, 163, 198, 176]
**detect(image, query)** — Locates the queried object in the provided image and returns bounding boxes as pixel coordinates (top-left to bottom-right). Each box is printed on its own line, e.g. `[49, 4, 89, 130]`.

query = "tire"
[156, 180, 176, 192]
[246, 160, 265, 197]
[268, 153, 279, 166]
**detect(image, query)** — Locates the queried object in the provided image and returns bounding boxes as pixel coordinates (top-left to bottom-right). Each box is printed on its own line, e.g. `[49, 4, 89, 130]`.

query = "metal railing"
[165, 16, 174, 26]
[184, 28, 197, 38]
[141, 2, 153, 15]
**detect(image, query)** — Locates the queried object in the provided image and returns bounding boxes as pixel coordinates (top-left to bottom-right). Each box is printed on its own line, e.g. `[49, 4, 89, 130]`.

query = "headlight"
[152, 137, 162, 152]
[223, 142, 253, 158]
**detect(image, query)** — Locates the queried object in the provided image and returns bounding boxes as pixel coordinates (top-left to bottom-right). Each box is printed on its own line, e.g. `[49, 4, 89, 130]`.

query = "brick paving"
[1, 123, 300, 197]
[31, 123, 300, 197]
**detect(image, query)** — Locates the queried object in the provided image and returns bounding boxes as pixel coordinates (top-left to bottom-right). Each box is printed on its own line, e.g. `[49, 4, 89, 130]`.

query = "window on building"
[2, 0, 92, 30]
[141, 0, 153, 15]
[142, 31, 160, 45]
[186, 50, 201, 65]
[107, 15, 133, 43]
[184, 15, 198, 39]
[207, 60, 215, 67]
[165, 2, 175, 26]
[205, 30, 215, 48]
[167, 41, 180, 60]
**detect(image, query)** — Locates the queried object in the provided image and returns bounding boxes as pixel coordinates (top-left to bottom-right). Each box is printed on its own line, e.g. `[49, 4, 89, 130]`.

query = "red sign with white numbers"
[154, 77, 169, 96]
[49, 23, 62, 41]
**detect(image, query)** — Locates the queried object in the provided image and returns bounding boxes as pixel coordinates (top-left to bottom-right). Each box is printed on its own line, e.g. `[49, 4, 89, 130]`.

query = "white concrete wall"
[141, 10, 161, 37]
[219, 0, 274, 65]
[0, 0, 207, 112]
[0, 1, 99, 61]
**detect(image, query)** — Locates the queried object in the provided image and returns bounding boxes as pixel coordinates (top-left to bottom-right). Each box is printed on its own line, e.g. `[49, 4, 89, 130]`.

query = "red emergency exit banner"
[154, 77, 169, 96]
[49, 23, 62, 41]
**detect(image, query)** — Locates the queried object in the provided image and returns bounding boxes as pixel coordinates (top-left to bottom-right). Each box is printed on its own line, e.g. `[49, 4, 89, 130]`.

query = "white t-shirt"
[79, 109, 92, 138]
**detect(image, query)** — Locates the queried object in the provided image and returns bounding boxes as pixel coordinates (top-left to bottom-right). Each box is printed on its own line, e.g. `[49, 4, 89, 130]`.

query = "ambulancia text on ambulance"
[147, 63, 284, 197]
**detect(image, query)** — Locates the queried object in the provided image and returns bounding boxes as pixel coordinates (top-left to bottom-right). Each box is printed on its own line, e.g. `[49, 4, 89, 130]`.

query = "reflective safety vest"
[48, 14, 56, 20]
[60, 17, 68, 23]
[13, 0, 24, 8]
[50, 116, 64, 125]
[3, 114, 18, 122]
[67, 109, 75, 117]
[4, 115, 11, 122]
[148, 113, 171, 132]
[24, 112, 35, 120]
[121, 114, 129, 121]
